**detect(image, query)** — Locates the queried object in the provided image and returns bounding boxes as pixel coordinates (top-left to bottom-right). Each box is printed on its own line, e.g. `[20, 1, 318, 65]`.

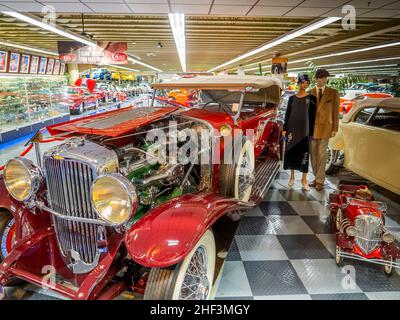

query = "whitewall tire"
[144, 229, 216, 300]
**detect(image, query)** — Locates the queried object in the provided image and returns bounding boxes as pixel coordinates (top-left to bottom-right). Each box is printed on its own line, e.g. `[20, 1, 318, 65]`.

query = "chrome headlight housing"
[4, 157, 43, 202]
[91, 173, 138, 226]
[383, 232, 395, 244]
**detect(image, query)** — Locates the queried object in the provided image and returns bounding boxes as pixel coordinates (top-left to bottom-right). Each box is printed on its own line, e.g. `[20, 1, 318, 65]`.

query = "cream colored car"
[328, 97, 400, 195]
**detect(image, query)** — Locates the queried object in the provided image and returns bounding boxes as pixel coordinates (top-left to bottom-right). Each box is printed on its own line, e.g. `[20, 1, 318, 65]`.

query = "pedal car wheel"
[335, 245, 344, 266]
[0, 215, 15, 261]
[384, 256, 393, 276]
[143, 229, 216, 300]
[335, 208, 343, 231]
[219, 137, 255, 202]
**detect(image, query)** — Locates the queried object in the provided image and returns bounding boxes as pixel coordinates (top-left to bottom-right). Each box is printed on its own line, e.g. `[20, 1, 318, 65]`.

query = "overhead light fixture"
[169, 13, 186, 72]
[243, 42, 400, 72]
[290, 41, 400, 64]
[2, 11, 95, 47]
[2, 11, 163, 73]
[207, 17, 341, 73]
[0, 40, 58, 56]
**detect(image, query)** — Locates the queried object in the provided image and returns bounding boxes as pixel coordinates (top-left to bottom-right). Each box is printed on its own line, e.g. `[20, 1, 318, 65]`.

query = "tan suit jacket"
[310, 86, 340, 139]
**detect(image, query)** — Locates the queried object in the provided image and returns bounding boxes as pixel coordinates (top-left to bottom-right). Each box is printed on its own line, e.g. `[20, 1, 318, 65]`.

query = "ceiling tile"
[344, 0, 395, 9]
[82, 0, 124, 2]
[37, 2, 93, 12]
[170, 0, 211, 3]
[214, 0, 257, 4]
[284, 7, 331, 16]
[299, 0, 348, 7]
[258, 0, 303, 5]
[321, 7, 370, 17]
[171, 4, 210, 14]
[247, 6, 292, 16]
[128, 3, 170, 13]
[40, 0, 81, 2]
[0, 2, 46, 12]
[359, 9, 400, 18]
[211, 5, 252, 15]
[85, 3, 132, 13]
[383, 2, 400, 10]
[125, 0, 168, 3]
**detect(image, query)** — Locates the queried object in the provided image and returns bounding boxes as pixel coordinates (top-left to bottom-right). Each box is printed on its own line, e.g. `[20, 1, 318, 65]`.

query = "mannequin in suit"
[309, 69, 340, 191]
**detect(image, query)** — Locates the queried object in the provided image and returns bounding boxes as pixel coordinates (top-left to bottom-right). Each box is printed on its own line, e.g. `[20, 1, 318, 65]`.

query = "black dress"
[283, 94, 317, 173]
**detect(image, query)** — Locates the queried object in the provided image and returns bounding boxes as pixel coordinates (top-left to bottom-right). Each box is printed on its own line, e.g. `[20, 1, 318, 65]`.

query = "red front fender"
[125, 193, 243, 268]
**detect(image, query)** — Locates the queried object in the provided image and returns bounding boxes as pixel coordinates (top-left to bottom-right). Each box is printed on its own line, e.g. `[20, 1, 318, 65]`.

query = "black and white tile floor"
[213, 170, 400, 300]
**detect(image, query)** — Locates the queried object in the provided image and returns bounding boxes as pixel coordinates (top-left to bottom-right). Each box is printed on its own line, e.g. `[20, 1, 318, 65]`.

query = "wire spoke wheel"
[179, 246, 210, 300]
[144, 229, 216, 300]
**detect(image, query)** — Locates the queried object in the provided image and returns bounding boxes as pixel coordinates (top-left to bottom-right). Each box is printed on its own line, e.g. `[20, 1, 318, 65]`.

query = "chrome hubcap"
[179, 246, 210, 300]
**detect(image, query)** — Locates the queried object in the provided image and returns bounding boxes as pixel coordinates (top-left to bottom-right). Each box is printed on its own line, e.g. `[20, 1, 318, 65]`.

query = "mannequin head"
[316, 69, 330, 87]
[297, 74, 310, 91]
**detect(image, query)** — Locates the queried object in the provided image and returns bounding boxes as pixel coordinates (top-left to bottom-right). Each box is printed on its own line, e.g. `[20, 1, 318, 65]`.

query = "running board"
[249, 158, 281, 205]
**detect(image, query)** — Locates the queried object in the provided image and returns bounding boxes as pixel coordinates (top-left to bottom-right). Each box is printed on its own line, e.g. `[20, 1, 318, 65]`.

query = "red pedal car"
[0, 75, 283, 300]
[62, 85, 100, 115]
[330, 181, 400, 275]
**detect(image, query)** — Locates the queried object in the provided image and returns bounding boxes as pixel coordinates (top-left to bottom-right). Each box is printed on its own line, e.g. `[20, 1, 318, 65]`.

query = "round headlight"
[383, 232, 395, 244]
[91, 173, 138, 226]
[4, 157, 42, 202]
[220, 124, 232, 137]
[346, 226, 357, 237]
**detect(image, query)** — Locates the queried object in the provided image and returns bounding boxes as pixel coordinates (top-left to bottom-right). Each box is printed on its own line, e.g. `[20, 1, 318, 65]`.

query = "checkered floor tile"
[215, 170, 400, 300]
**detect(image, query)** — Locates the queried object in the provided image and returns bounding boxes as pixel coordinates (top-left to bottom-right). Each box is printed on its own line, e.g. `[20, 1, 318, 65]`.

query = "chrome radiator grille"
[44, 157, 99, 266]
[355, 215, 383, 254]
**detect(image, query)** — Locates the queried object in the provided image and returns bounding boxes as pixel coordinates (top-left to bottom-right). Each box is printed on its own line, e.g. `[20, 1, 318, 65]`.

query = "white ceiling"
[1, 0, 400, 17]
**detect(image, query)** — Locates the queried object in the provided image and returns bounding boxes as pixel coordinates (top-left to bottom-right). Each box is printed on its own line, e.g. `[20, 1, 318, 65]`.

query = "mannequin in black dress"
[282, 74, 316, 191]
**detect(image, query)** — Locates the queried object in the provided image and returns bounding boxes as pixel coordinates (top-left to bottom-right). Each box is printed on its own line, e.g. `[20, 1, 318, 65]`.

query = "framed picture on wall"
[20, 54, 31, 74]
[8, 52, 21, 73]
[0, 50, 8, 72]
[38, 57, 47, 74]
[59, 63, 66, 75]
[30, 56, 39, 74]
[53, 59, 61, 75]
[46, 58, 54, 75]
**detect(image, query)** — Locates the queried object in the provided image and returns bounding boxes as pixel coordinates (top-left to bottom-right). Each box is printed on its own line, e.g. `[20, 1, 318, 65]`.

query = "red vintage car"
[0, 75, 283, 300]
[62, 85, 100, 115]
[330, 181, 400, 275]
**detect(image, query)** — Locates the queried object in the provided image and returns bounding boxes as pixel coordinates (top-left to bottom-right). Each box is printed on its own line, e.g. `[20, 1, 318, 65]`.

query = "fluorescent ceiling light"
[0, 40, 58, 56]
[289, 64, 399, 72]
[2, 11, 95, 47]
[207, 17, 341, 73]
[243, 42, 400, 72]
[169, 13, 186, 73]
[2, 11, 162, 73]
[290, 41, 400, 64]
[127, 57, 162, 73]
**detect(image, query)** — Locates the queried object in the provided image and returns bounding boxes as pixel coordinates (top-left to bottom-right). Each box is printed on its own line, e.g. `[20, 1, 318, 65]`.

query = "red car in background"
[62, 85, 100, 115]
[340, 92, 393, 114]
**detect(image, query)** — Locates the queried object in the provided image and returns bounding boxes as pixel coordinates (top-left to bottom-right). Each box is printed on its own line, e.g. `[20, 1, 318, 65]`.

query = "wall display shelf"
[0, 74, 70, 143]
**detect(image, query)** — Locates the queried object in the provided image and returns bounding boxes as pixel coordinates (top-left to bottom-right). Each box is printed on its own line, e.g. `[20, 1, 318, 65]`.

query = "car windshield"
[154, 87, 278, 113]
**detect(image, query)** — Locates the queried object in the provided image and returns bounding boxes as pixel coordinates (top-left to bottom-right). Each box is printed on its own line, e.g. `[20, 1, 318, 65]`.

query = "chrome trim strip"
[37, 202, 110, 226]
[339, 252, 400, 269]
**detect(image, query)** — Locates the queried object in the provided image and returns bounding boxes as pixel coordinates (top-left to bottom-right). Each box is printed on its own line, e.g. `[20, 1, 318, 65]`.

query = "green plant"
[305, 61, 367, 94]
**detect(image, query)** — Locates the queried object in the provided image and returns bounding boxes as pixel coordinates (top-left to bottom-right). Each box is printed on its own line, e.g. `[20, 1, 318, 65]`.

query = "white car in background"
[327, 98, 400, 195]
